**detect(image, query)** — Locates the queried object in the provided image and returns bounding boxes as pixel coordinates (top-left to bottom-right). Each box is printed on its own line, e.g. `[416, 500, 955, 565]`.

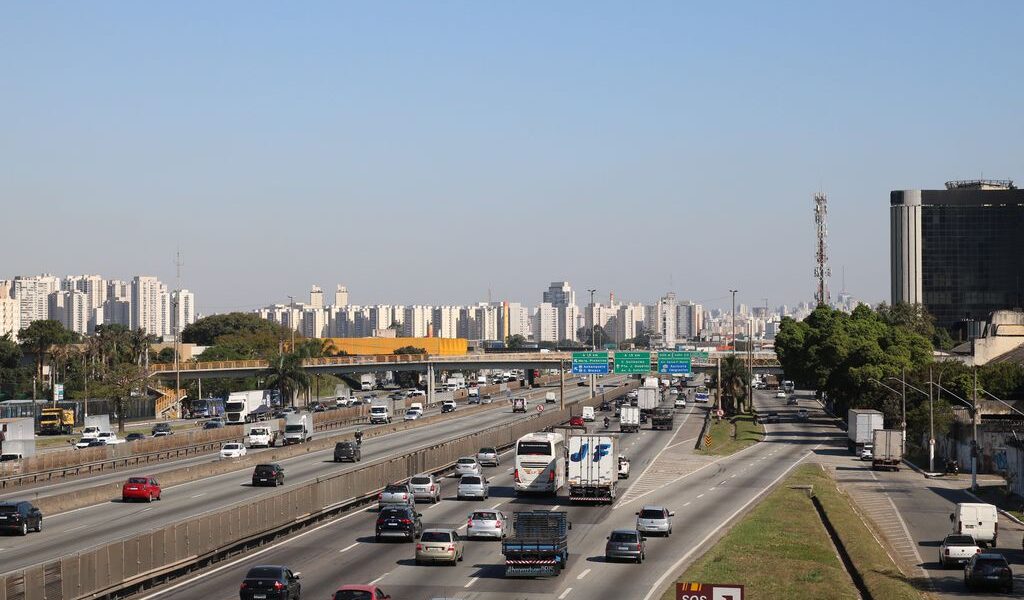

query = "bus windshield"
[517, 441, 552, 456]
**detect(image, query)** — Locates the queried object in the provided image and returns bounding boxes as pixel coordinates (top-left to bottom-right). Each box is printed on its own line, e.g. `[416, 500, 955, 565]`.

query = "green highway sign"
[572, 351, 610, 375]
[614, 351, 651, 374]
[657, 352, 692, 374]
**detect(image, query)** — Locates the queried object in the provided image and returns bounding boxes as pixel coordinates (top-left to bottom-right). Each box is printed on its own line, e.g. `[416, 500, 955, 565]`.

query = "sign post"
[52, 383, 64, 405]
[613, 351, 651, 374]
[571, 352, 609, 375]
[677, 582, 745, 600]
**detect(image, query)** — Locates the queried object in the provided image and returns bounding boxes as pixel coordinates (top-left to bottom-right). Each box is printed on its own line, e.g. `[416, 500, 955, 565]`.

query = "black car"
[87, 439, 109, 447]
[0, 501, 42, 535]
[125, 433, 146, 442]
[334, 441, 361, 462]
[204, 419, 225, 430]
[600, 401, 611, 412]
[151, 422, 173, 436]
[252, 464, 285, 487]
[239, 565, 301, 600]
[375, 506, 422, 542]
[964, 553, 1013, 593]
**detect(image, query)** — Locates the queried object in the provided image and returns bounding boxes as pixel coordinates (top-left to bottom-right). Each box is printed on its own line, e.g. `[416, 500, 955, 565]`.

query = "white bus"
[514, 432, 566, 495]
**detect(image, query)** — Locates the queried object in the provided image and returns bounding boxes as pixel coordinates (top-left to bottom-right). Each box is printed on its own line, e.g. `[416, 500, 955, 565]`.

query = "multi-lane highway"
[128, 387, 839, 600]
[0, 379, 618, 573]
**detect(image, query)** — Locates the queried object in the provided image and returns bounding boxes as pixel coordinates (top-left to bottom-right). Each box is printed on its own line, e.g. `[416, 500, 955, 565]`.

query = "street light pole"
[729, 290, 738, 354]
[927, 367, 934, 473]
[587, 289, 597, 351]
[901, 367, 907, 458]
[972, 367, 979, 491]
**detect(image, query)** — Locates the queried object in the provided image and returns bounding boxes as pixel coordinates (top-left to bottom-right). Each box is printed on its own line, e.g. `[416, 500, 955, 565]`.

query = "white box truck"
[283, 414, 312, 445]
[847, 409, 884, 453]
[871, 429, 903, 471]
[619, 406, 640, 433]
[82, 415, 111, 439]
[226, 390, 269, 425]
[369, 404, 392, 424]
[247, 422, 280, 448]
[637, 387, 659, 411]
[567, 435, 618, 503]
[360, 374, 375, 391]
[950, 503, 999, 547]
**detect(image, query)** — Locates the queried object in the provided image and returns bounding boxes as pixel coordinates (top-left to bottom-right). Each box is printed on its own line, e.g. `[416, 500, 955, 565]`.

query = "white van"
[950, 503, 999, 547]
[369, 405, 392, 424]
[582, 406, 596, 422]
[408, 402, 424, 416]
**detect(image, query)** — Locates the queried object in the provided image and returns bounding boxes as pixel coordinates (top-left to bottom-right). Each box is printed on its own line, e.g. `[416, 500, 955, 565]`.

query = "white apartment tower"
[131, 276, 171, 337]
[0, 297, 21, 340]
[171, 289, 196, 336]
[533, 302, 559, 343]
[49, 290, 90, 335]
[14, 274, 61, 325]
[334, 285, 349, 307]
[432, 306, 461, 338]
[309, 286, 324, 309]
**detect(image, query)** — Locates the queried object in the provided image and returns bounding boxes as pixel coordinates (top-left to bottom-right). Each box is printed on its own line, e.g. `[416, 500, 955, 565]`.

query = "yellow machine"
[39, 407, 75, 435]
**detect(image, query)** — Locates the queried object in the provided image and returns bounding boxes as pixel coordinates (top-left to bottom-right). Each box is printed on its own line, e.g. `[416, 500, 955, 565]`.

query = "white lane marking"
[730, 474, 737, 478]
[640, 444, 822, 600]
[338, 542, 359, 553]
[369, 572, 389, 585]
[551, 505, 560, 511]
[867, 469, 926, 567]
[64, 524, 89, 533]
[558, 588, 573, 599]
[709, 487, 716, 492]
[134, 497, 373, 599]
[576, 568, 591, 580]
[718, 481, 727, 486]
[139, 507, 152, 513]
[464, 576, 479, 588]
[190, 493, 205, 499]
[682, 502, 691, 507]
[490, 502, 503, 509]
[696, 494, 704, 499]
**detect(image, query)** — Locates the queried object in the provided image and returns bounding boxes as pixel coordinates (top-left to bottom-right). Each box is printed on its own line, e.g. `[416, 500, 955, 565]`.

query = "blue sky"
[3, 2, 1022, 313]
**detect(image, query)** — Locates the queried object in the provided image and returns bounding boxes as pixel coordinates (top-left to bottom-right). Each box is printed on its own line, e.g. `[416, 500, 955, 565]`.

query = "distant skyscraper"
[14, 274, 60, 325]
[131, 276, 171, 337]
[432, 306, 461, 339]
[49, 290, 89, 335]
[0, 297, 22, 340]
[543, 282, 576, 307]
[171, 289, 196, 336]
[334, 285, 349, 307]
[309, 285, 324, 309]
[533, 302, 559, 343]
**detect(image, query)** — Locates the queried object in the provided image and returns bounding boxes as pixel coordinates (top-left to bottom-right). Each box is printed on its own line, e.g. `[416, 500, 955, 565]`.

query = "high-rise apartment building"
[0, 297, 21, 340]
[432, 306, 461, 338]
[676, 301, 704, 340]
[49, 290, 90, 335]
[14, 274, 61, 326]
[131, 276, 171, 337]
[402, 306, 432, 338]
[104, 280, 132, 327]
[334, 285, 349, 307]
[309, 286, 324, 309]
[616, 303, 647, 342]
[891, 180, 1024, 331]
[533, 302, 559, 343]
[171, 289, 196, 336]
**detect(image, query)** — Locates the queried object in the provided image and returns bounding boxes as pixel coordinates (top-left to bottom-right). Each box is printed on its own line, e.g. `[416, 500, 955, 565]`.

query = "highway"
[0, 378, 621, 574]
[0, 379, 588, 501]
[131, 387, 838, 600]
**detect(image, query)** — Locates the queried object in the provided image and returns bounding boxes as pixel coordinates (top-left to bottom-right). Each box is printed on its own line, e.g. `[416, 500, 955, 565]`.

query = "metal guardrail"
[0, 383, 636, 600]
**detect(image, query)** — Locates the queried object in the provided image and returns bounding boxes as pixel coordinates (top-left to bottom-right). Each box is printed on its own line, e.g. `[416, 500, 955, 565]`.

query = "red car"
[332, 584, 391, 600]
[122, 476, 161, 502]
[569, 415, 585, 427]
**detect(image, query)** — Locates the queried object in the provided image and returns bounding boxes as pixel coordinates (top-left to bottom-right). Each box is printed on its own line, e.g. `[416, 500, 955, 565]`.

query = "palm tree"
[719, 355, 750, 414]
[127, 328, 157, 366]
[262, 352, 309, 408]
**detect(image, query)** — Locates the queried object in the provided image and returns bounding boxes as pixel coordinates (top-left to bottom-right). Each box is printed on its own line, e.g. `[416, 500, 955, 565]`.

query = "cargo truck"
[637, 387, 660, 412]
[567, 435, 618, 503]
[39, 407, 75, 435]
[502, 510, 570, 577]
[847, 409, 884, 453]
[871, 429, 903, 471]
[283, 414, 312, 445]
[650, 408, 674, 430]
[247, 422, 280, 448]
[82, 414, 111, 439]
[226, 390, 269, 425]
[619, 406, 640, 433]
[360, 374, 375, 391]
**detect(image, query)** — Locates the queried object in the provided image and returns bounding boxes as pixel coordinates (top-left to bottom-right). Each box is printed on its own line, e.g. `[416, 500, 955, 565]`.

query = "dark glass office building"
[890, 180, 1024, 333]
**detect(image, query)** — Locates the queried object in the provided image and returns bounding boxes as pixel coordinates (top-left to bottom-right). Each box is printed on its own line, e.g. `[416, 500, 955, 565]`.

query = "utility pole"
[174, 249, 183, 419]
[927, 367, 934, 472]
[729, 289, 738, 354]
[587, 289, 596, 399]
[901, 366, 907, 459]
[559, 359, 565, 411]
[814, 192, 831, 306]
[971, 367, 979, 491]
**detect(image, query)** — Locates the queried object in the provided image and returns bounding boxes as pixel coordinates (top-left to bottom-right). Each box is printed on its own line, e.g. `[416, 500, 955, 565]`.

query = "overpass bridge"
[147, 350, 781, 380]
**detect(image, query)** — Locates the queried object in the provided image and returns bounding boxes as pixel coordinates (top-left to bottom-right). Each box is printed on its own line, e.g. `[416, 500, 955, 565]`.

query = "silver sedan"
[454, 457, 481, 477]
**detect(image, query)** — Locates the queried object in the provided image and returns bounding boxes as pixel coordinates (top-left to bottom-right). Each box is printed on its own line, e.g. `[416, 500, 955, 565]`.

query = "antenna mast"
[813, 193, 831, 306]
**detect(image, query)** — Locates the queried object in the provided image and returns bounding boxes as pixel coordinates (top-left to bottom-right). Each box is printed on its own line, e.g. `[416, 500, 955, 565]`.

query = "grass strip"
[697, 413, 763, 456]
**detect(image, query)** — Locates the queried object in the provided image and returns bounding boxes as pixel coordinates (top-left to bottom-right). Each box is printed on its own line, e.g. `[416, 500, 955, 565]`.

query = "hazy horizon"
[4, 2, 1021, 314]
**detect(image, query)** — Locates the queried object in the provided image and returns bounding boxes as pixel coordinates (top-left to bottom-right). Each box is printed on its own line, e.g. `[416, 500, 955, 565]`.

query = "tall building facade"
[14, 274, 61, 325]
[131, 276, 171, 337]
[0, 297, 21, 340]
[891, 180, 1024, 330]
[171, 289, 196, 336]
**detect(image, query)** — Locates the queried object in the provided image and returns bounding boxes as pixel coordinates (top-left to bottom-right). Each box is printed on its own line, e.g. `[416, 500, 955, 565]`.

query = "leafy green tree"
[262, 352, 309, 407]
[182, 312, 290, 346]
[577, 325, 611, 349]
[18, 320, 73, 388]
[506, 334, 527, 350]
[0, 334, 29, 399]
[393, 346, 428, 355]
[93, 363, 147, 434]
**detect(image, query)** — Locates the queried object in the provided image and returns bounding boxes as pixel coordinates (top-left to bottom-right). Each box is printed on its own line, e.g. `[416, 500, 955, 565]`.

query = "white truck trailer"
[637, 387, 660, 412]
[847, 408, 884, 453]
[871, 429, 904, 471]
[226, 390, 269, 425]
[567, 434, 618, 503]
[619, 406, 640, 433]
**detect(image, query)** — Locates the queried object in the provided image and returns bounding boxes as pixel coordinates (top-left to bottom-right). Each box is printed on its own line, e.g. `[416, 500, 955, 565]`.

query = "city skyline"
[5, 4, 1022, 313]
